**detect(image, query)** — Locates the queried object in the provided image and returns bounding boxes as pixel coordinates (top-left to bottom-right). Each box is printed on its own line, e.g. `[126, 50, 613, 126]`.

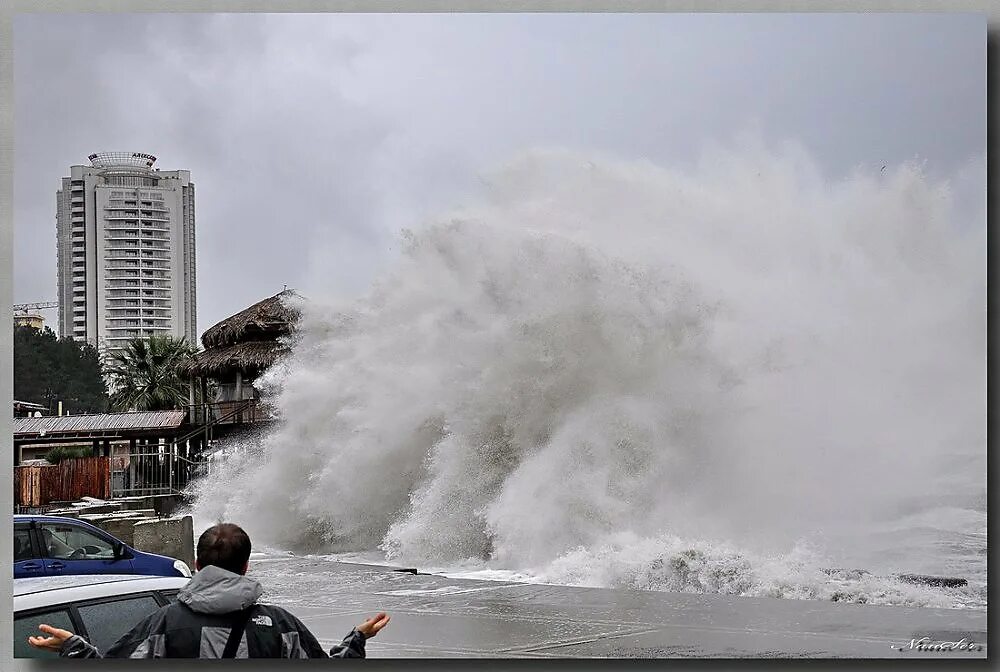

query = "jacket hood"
[176, 564, 263, 614]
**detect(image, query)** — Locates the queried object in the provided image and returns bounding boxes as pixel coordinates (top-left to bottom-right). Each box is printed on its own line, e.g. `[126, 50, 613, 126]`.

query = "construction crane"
[14, 301, 59, 314]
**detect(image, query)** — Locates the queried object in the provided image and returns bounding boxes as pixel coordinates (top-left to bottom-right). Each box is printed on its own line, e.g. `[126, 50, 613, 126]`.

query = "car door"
[36, 521, 134, 576]
[74, 592, 166, 653]
[13, 606, 78, 659]
[14, 522, 45, 578]
[14, 591, 170, 659]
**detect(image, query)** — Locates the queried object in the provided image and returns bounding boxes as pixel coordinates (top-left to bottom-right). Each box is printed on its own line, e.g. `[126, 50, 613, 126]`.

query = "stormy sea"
[189, 141, 986, 611]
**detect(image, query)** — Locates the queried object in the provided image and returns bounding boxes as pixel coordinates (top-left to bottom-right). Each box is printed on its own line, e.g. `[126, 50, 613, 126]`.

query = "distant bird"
[880, 165, 887, 173]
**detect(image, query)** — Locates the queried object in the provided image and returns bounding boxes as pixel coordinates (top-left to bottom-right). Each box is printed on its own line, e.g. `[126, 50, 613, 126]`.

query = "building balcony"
[128, 279, 171, 287]
[185, 399, 274, 427]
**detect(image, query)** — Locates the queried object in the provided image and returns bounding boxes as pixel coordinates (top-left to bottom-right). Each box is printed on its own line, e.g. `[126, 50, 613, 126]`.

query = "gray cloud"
[14, 12, 984, 332]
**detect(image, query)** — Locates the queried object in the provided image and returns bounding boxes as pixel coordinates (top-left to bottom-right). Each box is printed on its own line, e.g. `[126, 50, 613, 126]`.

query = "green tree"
[13, 326, 108, 414]
[105, 335, 197, 412]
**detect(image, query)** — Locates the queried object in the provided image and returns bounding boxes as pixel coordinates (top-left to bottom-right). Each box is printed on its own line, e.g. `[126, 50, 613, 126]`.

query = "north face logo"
[251, 615, 273, 627]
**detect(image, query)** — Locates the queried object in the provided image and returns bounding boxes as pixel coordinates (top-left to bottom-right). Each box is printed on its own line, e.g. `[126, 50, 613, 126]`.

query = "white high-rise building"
[56, 152, 197, 355]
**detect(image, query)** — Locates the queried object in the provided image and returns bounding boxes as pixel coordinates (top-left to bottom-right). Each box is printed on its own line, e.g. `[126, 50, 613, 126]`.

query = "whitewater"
[189, 139, 986, 610]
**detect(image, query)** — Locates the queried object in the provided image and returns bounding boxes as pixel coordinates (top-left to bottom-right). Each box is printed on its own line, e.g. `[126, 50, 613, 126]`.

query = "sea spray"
[189, 139, 985, 607]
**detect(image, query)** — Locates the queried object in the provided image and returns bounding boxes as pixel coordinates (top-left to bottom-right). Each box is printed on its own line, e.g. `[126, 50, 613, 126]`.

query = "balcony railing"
[185, 399, 277, 427]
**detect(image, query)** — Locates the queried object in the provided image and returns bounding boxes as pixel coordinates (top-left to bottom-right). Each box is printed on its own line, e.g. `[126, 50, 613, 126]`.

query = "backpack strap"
[221, 607, 253, 658]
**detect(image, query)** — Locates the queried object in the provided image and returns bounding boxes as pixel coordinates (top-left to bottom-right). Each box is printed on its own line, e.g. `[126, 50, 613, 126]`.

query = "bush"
[44, 445, 92, 464]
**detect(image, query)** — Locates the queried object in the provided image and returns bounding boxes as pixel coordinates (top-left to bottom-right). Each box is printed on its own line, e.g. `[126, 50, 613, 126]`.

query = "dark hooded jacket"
[59, 565, 367, 659]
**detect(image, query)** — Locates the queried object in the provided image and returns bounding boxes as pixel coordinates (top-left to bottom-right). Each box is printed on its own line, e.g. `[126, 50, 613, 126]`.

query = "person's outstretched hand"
[29, 624, 74, 653]
[356, 612, 391, 639]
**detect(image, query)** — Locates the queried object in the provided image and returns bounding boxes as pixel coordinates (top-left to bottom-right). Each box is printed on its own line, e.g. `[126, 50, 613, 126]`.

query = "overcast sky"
[13, 12, 985, 335]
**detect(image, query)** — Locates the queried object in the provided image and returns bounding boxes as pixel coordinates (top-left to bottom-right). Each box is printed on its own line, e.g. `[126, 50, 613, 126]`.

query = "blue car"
[14, 515, 191, 579]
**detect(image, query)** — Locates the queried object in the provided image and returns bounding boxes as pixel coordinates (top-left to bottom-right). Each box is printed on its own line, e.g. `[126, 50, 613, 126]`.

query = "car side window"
[13, 608, 75, 659]
[14, 527, 34, 561]
[38, 522, 115, 560]
[77, 595, 162, 653]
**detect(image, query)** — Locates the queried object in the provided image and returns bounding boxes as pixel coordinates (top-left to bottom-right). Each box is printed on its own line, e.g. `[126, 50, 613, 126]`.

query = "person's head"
[195, 523, 252, 575]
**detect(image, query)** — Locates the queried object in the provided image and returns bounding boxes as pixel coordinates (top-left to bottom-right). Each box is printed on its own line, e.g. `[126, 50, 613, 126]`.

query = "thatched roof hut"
[180, 289, 300, 380]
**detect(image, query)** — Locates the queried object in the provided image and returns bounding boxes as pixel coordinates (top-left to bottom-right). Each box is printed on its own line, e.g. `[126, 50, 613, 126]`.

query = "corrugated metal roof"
[14, 400, 48, 410]
[13, 411, 186, 437]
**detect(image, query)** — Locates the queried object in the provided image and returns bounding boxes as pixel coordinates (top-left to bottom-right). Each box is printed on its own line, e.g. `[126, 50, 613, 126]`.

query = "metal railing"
[184, 398, 274, 427]
[93, 399, 273, 499]
[110, 447, 205, 498]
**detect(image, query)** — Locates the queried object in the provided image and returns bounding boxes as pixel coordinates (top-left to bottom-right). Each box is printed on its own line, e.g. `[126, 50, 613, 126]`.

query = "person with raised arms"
[29, 522, 391, 659]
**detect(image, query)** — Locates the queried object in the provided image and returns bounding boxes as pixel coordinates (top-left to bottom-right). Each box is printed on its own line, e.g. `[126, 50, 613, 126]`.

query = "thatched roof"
[182, 289, 301, 379]
[178, 340, 290, 378]
[201, 289, 300, 349]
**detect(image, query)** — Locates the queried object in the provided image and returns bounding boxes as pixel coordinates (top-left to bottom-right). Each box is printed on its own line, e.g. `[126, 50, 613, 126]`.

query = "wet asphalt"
[246, 554, 987, 659]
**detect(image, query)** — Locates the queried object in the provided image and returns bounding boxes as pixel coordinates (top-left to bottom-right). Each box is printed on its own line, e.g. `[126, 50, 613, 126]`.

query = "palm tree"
[105, 335, 197, 412]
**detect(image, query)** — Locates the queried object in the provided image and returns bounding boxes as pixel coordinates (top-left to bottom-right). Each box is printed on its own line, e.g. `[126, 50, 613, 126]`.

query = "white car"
[13, 573, 190, 659]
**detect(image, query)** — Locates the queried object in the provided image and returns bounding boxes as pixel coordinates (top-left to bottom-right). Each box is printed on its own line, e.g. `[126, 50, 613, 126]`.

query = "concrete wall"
[133, 515, 195, 570]
[46, 494, 183, 517]
[79, 511, 156, 547]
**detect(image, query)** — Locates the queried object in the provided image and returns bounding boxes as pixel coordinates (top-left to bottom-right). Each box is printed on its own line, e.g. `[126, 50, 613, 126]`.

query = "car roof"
[15, 514, 98, 523]
[14, 575, 189, 612]
[15, 515, 118, 535]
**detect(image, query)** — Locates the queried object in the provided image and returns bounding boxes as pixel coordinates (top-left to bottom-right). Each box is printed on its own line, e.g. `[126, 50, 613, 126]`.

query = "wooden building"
[179, 289, 300, 427]
[13, 410, 200, 500]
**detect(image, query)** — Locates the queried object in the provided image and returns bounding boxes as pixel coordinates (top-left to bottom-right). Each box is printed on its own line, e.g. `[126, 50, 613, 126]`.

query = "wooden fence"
[14, 457, 111, 507]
